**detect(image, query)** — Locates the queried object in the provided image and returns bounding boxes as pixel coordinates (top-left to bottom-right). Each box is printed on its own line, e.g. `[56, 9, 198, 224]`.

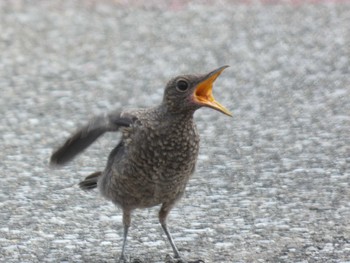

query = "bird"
[50, 66, 232, 263]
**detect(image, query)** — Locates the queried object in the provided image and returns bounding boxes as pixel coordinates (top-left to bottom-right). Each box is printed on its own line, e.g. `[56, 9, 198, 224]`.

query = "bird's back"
[98, 107, 200, 210]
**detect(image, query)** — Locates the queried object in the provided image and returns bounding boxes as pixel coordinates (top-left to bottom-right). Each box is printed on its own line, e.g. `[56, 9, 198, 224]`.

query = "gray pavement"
[1, 0, 350, 262]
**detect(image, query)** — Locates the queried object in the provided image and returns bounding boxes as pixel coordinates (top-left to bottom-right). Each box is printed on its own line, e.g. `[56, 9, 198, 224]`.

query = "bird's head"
[162, 65, 232, 117]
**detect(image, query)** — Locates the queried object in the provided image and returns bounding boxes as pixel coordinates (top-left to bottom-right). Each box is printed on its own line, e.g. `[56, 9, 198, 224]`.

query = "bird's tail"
[79, 171, 102, 190]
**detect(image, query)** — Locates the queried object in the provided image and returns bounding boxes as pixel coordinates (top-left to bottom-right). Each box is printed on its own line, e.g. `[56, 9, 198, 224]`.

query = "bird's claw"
[117, 254, 128, 263]
[165, 254, 204, 263]
[165, 254, 186, 263]
[118, 254, 145, 263]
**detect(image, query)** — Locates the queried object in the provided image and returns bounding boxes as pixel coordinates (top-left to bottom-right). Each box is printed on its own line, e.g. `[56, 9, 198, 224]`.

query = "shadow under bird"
[50, 66, 232, 262]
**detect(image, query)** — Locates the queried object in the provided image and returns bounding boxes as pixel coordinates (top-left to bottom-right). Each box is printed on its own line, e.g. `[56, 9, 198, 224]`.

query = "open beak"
[193, 65, 232, 117]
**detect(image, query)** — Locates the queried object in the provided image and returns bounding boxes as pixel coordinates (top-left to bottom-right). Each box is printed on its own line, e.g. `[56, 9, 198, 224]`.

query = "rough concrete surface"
[0, 0, 349, 262]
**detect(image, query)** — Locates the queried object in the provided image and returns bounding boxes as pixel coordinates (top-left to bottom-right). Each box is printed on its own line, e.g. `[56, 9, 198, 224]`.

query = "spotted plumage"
[50, 66, 231, 262]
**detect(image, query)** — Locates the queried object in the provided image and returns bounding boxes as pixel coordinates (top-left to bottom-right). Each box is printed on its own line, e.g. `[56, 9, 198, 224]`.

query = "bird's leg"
[159, 203, 181, 259]
[118, 209, 131, 263]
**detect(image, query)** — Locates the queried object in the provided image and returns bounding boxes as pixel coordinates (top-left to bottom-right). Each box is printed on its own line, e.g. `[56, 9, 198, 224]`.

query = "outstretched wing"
[50, 111, 136, 166]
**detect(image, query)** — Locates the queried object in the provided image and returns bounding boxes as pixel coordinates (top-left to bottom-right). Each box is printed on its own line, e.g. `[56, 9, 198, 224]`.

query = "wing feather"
[50, 111, 136, 165]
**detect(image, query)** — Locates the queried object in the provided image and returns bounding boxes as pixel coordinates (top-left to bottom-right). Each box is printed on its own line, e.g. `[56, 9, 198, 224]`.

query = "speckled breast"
[117, 114, 200, 208]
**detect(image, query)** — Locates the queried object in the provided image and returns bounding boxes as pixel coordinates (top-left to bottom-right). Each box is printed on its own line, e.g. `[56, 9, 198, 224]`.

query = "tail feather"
[79, 171, 102, 190]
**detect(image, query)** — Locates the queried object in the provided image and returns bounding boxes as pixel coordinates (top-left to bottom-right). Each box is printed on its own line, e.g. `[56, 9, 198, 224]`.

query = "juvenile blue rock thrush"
[50, 66, 232, 262]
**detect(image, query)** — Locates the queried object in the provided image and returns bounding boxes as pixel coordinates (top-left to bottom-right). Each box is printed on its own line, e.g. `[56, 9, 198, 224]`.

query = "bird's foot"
[117, 254, 128, 263]
[165, 254, 186, 263]
[130, 258, 143, 263]
[164, 254, 205, 263]
[117, 254, 144, 263]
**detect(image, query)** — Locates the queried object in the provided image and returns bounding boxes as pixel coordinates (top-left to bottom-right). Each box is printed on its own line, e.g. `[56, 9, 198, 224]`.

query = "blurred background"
[0, 0, 349, 262]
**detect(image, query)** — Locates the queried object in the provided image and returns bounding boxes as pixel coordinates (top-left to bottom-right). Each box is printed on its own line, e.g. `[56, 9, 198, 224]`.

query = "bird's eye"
[176, 80, 189, 92]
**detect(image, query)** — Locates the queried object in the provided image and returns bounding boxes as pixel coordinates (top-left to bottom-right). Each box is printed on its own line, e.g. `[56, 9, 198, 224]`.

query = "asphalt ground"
[0, 0, 349, 262]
